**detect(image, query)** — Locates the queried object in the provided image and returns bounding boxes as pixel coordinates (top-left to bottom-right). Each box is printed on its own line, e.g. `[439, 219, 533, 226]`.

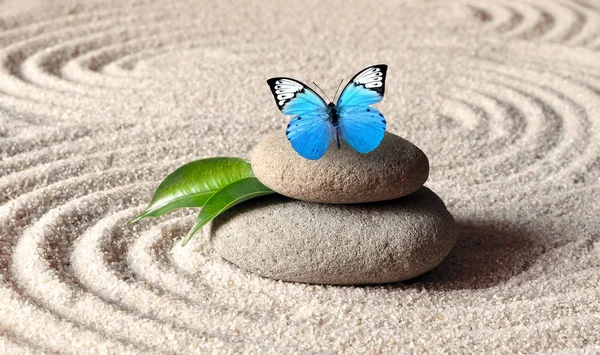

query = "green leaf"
[181, 177, 275, 246]
[129, 157, 253, 224]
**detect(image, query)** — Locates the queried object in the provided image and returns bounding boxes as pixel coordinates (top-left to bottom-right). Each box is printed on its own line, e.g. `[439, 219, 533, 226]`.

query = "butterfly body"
[268, 65, 388, 160]
[327, 103, 339, 125]
[325, 102, 342, 148]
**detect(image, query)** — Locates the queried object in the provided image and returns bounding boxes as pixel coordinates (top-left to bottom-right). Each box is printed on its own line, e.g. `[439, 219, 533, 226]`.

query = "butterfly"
[267, 64, 388, 160]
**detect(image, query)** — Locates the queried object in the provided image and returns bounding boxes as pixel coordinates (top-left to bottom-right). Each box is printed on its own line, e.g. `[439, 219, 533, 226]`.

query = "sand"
[0, 0, 599, 353]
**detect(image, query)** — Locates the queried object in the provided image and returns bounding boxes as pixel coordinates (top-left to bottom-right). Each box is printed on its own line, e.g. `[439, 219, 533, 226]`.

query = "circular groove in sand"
[10, 188, 214, 351]
[427, 57, 599, 204]
[466, 0, 600, 46]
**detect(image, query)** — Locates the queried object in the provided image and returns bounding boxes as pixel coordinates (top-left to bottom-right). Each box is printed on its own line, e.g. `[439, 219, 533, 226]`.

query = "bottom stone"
[208, 187, 457, 285]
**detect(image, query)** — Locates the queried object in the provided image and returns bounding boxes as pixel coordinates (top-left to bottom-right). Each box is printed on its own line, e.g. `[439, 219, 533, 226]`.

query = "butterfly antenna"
[312, 82, 331, 103]
[332, 79, 344, 103]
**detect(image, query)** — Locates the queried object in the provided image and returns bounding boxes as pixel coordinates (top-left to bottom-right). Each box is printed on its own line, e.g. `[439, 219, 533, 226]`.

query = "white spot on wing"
[275, 79, 304, 93]
[274, 79, 305, 107]
[353, 67, 383, 87]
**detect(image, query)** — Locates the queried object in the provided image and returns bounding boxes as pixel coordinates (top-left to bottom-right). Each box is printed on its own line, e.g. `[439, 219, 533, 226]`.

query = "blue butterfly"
[267, 64, 388, 160]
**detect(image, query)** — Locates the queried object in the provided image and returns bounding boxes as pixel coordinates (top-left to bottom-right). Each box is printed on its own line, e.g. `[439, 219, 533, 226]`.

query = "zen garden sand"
[1, 0, 600, 353]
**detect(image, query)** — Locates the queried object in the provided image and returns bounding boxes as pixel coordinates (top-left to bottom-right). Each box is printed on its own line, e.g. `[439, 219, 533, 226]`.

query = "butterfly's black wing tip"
[362, 64, 387, 70]
[368, 64, 388, 78]
[266, 77, 279, 89]
[374, 64, 388, 72]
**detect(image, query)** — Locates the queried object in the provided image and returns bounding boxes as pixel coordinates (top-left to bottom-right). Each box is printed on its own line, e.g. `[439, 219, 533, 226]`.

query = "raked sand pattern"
[1, 0, 599, 353]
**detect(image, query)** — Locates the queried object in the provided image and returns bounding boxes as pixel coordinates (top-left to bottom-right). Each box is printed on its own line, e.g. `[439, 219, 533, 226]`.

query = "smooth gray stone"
[209, 187, 457, 285]
[251, 130, 429, 204]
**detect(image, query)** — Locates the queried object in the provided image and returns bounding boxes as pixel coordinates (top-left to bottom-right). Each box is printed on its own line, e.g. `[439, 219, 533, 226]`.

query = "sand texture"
[0, 0, 599, 353]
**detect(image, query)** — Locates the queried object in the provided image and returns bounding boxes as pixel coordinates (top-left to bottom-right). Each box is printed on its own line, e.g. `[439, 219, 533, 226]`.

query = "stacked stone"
[209, 131, 457, 285]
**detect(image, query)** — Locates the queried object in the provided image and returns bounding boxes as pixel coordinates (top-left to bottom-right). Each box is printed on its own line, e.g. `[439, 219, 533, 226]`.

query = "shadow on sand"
[391, 219, 544, 291]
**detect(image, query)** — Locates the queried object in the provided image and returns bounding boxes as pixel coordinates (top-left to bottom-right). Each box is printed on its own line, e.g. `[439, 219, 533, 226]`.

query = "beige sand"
[1, 0, 599, 353]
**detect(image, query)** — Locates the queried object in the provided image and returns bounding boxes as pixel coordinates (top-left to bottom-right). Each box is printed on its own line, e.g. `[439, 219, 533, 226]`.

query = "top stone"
[251, 130, 429, 204]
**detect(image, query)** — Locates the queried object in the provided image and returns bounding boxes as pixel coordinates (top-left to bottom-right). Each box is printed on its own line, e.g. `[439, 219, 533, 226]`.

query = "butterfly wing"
[267, 77, 333, 160]
[335, 64, 388, 154]
[337, 106, 386, 154]
[267, 77, 328, 115]
[285, 111, 334, 160]
[336, 64, 387, 107]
